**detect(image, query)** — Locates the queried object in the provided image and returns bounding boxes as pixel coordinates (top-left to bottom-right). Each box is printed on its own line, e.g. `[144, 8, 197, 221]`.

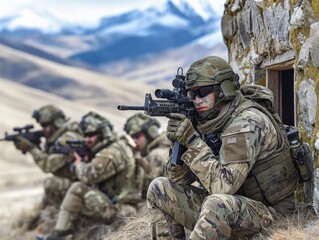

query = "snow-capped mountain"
[67, 0, 222, 64]
[93, 0, 220, 36]
[0, 0, 220, 32]
[0, 0, 227, 85]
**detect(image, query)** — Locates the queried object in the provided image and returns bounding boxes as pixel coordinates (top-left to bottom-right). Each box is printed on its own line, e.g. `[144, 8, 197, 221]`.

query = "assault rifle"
[52, 140, 93, 160]
[0, 124, 43, 152]
[118, 67, 196, 165]
[52, 140, 94, 173]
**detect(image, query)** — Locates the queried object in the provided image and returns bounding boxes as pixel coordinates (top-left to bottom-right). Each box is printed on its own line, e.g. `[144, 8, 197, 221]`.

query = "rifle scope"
[172, 78, 185, 88]
[13, 124, 34, 133]
[155, 89, 176, 99]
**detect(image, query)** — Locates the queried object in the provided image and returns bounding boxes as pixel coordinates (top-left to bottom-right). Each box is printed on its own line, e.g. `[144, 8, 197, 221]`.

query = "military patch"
[226, 137, 237, 144]
[221, 131, 251, 164]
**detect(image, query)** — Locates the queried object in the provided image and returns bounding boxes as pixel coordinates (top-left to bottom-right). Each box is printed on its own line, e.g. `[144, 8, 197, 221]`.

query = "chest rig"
[232, 100, 298, 205]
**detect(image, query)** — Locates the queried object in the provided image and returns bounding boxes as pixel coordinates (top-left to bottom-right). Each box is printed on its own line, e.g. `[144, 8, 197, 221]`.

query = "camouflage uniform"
[147, 56, 297, 239]
[124, 113, 170, 198]
[48, 112, 138, 239]
[124, 113, 171, 238]
[14, 105, 83, 206]
[141, 133, 170, 196]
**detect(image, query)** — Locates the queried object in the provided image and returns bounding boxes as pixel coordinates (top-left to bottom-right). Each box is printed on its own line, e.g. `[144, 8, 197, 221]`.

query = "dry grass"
[253, 203, 319, 240]
[268, 221, 319, 240]
[103, 204, 151, 240]
[102, 203, 319, 240]
[5, 200, 319, 240]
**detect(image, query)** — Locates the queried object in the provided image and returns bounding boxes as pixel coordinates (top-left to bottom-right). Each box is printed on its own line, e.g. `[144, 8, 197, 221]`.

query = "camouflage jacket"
[166, 100, 279, 196]
[75, 138, 138, 204]
[29, 121, 82, 180]
[137, 133, 170, 197]
[143, 133, 170, 179]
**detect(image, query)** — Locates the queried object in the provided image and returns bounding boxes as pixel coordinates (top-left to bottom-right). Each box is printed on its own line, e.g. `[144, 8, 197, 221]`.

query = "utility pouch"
[285, 126, 311, 183]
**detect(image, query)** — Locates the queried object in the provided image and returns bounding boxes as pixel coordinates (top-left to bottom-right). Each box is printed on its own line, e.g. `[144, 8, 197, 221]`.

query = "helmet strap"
[213, 85, 224, 101]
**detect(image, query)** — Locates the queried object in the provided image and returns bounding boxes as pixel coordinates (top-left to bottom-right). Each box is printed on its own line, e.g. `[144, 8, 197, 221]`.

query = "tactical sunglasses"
[84, 131, 98, 137]
[187, 85, 215, 100]
[131, 131, 143, 140]
[40, 122, 51, 128]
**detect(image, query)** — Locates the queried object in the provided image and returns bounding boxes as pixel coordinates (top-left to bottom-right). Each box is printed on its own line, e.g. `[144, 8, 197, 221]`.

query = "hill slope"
[0, 42, 168, 120]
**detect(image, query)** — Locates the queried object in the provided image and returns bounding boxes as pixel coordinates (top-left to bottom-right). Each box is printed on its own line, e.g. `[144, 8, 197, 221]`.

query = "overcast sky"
[0, 0, 225, 25]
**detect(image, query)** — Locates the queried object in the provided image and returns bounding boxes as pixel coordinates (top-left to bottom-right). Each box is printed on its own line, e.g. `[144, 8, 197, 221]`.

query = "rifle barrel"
[117, 105, 146, 111]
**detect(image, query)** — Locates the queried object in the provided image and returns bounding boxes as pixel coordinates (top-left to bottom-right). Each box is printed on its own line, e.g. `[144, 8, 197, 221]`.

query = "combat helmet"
[124, 113, 160, 141]
[80, 111, 115, 142]
[185, 56, 240, 101]
[32, 105, 66, 128]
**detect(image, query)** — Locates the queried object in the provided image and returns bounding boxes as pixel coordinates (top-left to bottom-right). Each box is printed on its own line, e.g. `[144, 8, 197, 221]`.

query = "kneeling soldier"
[46, 111, 138, 240]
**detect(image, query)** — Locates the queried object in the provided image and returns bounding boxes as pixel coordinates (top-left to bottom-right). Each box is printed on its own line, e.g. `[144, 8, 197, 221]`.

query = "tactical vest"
[98, 139, 137, 204]
[234, 100, 298, 206]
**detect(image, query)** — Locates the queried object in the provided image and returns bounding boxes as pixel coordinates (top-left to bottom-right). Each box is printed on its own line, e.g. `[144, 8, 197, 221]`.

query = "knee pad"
[82, 190, 116, 220]
[68, 181, 87, 195]
[43, 177, 57, 193]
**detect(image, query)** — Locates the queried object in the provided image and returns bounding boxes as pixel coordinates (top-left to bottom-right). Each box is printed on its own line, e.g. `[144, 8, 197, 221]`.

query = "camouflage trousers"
[43, 176, 72, 206]
[147, 177, 273, 240]
[54, 181, 137, 231]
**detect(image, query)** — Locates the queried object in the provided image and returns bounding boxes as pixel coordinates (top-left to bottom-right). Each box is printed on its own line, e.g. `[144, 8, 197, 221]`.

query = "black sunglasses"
[187, 85, 215, 100]
[131, 131, 143, 140]
[84, 131, 98, 137]
[40, 122, 52, 128]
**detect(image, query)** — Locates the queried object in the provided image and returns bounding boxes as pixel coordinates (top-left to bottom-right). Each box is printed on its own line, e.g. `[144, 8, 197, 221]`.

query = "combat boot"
[42, 209, 76, 240]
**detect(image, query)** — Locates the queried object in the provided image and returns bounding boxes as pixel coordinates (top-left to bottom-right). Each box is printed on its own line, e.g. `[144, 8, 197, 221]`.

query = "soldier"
[124, 113, 170, 198]
[45, 111, 139, 240]
[13, 104, 83, 206]
[147, 56, 298, 239]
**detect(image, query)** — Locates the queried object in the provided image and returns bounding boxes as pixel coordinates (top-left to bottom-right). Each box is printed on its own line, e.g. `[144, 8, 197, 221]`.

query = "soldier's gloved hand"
[166, 161, 197, 184]
[166, 113, 197, 146]
[14, 136, 34, 153]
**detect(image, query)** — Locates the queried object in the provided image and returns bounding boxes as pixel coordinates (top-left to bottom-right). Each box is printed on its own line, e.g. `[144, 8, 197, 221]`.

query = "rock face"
[222, 0, 319, 215]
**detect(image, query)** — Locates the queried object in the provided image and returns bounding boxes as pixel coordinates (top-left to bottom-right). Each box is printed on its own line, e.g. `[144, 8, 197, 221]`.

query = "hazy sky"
[0, 0, 225, 25]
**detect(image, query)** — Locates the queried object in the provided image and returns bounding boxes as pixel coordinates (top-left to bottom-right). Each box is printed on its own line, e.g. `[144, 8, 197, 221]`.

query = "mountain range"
[0, 0, 227, 143]
[0, 0, 227, 86]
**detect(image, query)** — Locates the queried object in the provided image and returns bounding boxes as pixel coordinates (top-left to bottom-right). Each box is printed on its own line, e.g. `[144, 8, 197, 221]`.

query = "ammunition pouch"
[285, 126, 311, 183]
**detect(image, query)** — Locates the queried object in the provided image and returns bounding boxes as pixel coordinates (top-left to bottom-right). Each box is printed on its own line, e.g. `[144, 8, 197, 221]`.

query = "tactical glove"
[14, 136, 35, 153]
[166, 161, 197, 184]
[166, 113, 198, 147]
